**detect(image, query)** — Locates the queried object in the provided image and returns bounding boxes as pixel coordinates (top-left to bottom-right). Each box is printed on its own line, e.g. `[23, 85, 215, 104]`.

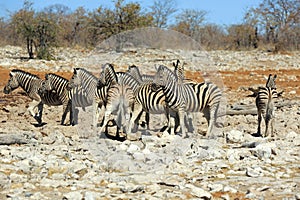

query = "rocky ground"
[0, 45, 300, 200]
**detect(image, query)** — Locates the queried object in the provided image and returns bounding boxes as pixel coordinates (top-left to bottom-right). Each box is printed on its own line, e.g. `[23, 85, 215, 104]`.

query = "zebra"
[256, 74, 278, 137]
[39, 73, 74, 125]
[153, 65, 222, 138]
[68, 68, 101, 126]
[172, 59, 195, 132]
[96, 64, 135, 136]
[3, 69, 62, 125]
[126, 65, 157, 129]
[128, 82, 172, 135]
[67, 65, 138, 129]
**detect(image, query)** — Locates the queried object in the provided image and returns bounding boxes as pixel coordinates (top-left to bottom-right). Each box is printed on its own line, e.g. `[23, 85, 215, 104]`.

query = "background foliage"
[0, 0, 299, 59]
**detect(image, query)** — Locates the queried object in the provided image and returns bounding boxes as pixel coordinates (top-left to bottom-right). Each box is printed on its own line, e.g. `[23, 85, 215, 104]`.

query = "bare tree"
[245, 0, 300, 50]
[10, 0, 36, 58]
[172, 9, 207, 39]
[150, 0, 177, 28]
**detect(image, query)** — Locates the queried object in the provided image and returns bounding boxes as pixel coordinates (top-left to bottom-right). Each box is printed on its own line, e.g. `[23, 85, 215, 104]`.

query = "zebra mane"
[46, 73, 68, 82]
[10, 69, 40, 79]
[127, 65, 143, 83]
[74, 68, 97, 79]
[74, 67, 93, 75]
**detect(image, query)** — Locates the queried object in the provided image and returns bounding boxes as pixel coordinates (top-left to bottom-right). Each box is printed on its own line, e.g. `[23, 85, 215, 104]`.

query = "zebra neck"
[164, 80, 180, 99]
[80, 75, 97, 93]
[54, 80, 68, 95]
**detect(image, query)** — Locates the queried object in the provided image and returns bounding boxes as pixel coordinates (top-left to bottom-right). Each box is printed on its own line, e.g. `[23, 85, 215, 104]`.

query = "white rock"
[84, 191, 102, 200]
[185, 183, 212, 199]
[246, 167, 264, 177]
[127, 144, 141, 154]
[208, 183, 223, 192]
[251, 143, 276, 160]
[226, 130, 245, 143]
[63, 191, 83, 200]
[223, 185, 237, 193]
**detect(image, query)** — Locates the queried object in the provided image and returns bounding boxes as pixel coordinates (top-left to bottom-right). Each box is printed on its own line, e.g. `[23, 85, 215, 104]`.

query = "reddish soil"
[1, 66, 299, 106]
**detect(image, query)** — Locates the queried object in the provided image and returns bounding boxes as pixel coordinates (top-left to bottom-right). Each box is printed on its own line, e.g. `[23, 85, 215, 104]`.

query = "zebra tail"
[116, 97, 125, 131]
[266, 90, 275, 120]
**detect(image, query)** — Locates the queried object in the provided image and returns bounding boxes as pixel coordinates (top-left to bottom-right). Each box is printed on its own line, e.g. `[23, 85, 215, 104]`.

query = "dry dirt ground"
[0, 54, 300, 199]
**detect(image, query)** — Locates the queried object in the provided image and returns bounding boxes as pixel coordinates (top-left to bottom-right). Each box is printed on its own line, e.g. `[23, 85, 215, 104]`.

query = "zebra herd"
[3, 61, 278, 139]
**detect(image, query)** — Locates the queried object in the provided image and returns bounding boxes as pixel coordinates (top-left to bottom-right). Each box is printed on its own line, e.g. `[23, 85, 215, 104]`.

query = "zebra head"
[266, 74, 277, 89]
[173, 59, 185, 81]
[68, 68, 82, 90]
[153, 65, 177, 88]
[100, 63, 118, 86]
[39, 74, 54, 94]
[126, 65, 143, 83]
[4, 70, 20, 94]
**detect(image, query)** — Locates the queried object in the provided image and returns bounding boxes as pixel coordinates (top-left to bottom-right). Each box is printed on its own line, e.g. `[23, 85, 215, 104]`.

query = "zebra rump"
[256, 74, 278, 137]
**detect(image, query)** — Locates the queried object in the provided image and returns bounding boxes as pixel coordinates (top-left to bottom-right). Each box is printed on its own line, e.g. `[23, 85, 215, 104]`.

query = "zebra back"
[116, 72, 140, 94]
[42, 73, 70, 105]
[127, 65, 154, 84]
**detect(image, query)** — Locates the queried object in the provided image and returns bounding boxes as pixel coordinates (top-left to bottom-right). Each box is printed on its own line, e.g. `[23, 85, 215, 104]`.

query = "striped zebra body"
[127, 65, 165, 129]
[97, 64, 135, 136]
[93, 64, 137, 129]
[154, 65, 222, 138]
[99, 83, 135, 136]
[3, 69, 61, 125]
[256, 74, 278, 137]
[40, 73, 74, 125]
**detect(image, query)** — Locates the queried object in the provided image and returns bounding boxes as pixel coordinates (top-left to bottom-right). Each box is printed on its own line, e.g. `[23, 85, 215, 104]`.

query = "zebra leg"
[28, 100, 43, 125]
[61, 102, 70, 125]
[128, 104, 143, 135]
[69, 101, 75, 126]
[186, 112, 194, 133]
[207, 105, 218, 137]
[270, 118, 275, 137]
[178, 109, 187, 138]
[99, 104, 113, 135]
[27, 100, 39, 118]
[203, 107, 212, 137]
[264, 114, 270, 138]
[257, 109, 262, 136]
[35, 102, 44, 125]
[145, 112, 150, 130]
[92, 100, 101, 128]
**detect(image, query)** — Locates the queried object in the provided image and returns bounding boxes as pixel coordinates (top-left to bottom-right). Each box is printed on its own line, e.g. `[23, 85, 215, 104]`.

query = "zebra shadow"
[103, 119, 127, 142]
[251, 132, 263, 137]
[32, 122, 47, 127]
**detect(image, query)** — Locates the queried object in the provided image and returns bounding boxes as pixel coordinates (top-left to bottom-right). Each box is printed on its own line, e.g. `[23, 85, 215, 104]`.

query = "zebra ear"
[273, 74, 277, 80]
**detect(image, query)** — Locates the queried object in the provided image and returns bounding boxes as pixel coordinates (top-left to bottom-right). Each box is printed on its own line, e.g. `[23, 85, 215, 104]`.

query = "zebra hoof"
[34, 116, 42, 125]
